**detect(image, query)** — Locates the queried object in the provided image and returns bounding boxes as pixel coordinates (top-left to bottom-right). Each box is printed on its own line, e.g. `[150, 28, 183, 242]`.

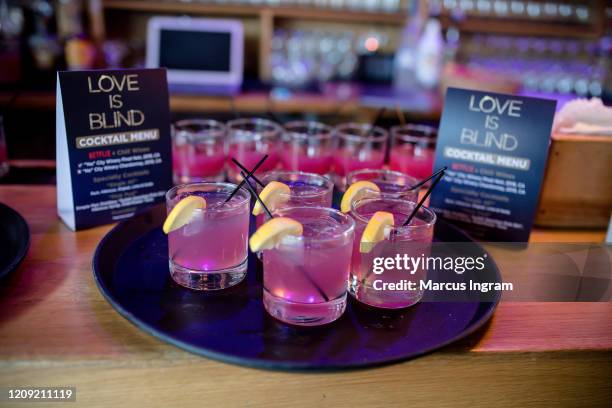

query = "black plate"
[0, 203, 30, 281]
[93, 204, 501, 370]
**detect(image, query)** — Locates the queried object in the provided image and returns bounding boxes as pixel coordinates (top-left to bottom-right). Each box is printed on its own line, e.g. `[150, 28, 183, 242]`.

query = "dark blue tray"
[93, 204, 500, 370]
[0, 202, 30, 281]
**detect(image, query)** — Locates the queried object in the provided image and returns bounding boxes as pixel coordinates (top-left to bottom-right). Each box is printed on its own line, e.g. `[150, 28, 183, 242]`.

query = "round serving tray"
[0, 202, 30, 281]
[93, 204, 501, 370]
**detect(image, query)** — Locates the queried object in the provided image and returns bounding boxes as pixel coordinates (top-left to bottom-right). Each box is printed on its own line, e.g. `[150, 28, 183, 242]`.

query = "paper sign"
[56, 68, 172, 230]
[430, 88, 557, 242]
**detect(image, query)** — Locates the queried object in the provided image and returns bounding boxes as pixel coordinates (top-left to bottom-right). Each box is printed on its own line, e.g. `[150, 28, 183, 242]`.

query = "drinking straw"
[402, 168, 446, 227]
[231, 158, 264, 187]
[224, 154, 269, 203]
[360, 168, 446, 283]
[408, 166, 448, 191]
[365, 107, 386, 138]
[266, 110, 283, 124]
[241, 170, 330, 302]
[395, 104, 406, 125]
[240, 170, 274, 220]
[229, 96, 240, 119]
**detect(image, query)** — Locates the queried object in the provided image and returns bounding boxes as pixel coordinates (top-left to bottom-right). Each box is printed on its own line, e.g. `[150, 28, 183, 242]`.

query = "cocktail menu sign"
[56, 68, 172, 230]
[430, 88, 556, 242]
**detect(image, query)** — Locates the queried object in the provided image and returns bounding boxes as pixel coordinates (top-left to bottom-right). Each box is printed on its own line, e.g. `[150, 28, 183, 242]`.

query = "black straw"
[365, 107, 386, 137]
[240, 171, 274, 220]
[229, 96, 240, 119]
[266, 110, 283, 124]
[243, 170, 330, 302]
[224, 154, 269, 203]
[402, 168, 446, 227]
[232, 158, 264, 187]
[408, 166, 447, 191]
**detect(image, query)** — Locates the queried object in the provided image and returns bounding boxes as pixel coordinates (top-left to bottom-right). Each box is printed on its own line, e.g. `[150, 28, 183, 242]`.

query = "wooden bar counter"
[0, 185, 610, 407]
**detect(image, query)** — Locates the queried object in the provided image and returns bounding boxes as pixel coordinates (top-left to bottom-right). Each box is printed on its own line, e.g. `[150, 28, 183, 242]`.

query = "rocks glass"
[349, 197, 436, 309]
[172, 119, 226, 184]
[226, 118, 282, 182]
[166, 182, 250, 290]
[262, 206, 355, 326]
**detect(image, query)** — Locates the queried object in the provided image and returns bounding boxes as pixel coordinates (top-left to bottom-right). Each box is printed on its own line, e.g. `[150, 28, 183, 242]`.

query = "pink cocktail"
[226, 118, 281, 182]
[333, 123, 388, 190]
[280, 121, 334, 175]
[263, 206, 355, 326]
[389, 124, 437, 180]
[166, 182, 251, 291]
[172, 119, 226, 184]
[256, 171, 334, 228]
[346, 169, 419, 202]
[349, 198, 436, 309]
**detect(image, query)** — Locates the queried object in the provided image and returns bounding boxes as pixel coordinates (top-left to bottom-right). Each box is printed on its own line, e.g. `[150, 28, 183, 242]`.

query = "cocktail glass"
[263, 206, 355, 326]
[333, 122, 388, 190]
[226, 118, 281, 182]
[256, 170, 334, 228]
[172, 119, 226, 184]
[349, 197, 436, 309]
[389, 124, 437, 180]
[346, 168, 419, 202]
[280, 121, 334, 175]
[166, 182, 250, 290]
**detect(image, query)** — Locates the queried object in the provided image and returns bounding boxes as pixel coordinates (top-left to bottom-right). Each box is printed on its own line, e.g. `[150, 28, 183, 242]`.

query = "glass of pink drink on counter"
[349, 197, 436, 309]
[389, 124, 437, 181]
[347, 169, 419, 202]
[256, 171, 334, 228]
[226, 118, 281, 182]
[280, 121, 334, 175]
[263, 206, 355, 326]
[333, 123, 388, 190]
[172, 119, 226, 184]
[166, 182, 250, 290]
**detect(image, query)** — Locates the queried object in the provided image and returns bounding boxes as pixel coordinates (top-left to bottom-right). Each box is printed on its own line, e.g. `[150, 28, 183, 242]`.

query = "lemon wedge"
[252, 181, 291, 216]
[249, 217, 303, 252]
[360, 211, 394, 253]
[162, 195, 206, 234]
[340, 180, 380, 213]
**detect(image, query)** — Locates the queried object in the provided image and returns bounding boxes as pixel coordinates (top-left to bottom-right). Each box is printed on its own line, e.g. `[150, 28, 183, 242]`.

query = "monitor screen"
[159, 30, 231, 72]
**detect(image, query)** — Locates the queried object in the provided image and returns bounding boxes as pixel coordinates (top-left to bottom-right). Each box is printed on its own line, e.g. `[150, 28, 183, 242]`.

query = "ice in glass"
[166, 182, 250, 290]
[349, 197, 436, 309]
[255, 171, 334, 227]
[346, 168, 419, 202]
[262, 207, 355, 326]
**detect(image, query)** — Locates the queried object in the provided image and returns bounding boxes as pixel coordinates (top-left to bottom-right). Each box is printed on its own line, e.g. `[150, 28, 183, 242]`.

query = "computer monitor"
[146, 16, 244, 95]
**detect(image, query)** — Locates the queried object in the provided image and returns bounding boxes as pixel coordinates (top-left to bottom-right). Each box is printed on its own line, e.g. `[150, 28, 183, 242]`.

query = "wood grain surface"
[0, 185, 610, 407]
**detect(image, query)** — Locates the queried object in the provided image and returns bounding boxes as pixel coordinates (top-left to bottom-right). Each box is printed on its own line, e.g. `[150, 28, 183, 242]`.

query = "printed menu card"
[430, 87, 556, 241]
[56, 68, 172, 230]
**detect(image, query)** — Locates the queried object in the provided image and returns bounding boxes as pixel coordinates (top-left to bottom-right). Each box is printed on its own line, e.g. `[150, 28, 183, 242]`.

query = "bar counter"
[0, 184, 610, 407]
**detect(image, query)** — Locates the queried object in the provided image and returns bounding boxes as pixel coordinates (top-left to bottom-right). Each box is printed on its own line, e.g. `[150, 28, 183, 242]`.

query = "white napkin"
[554, 98, 612, 136]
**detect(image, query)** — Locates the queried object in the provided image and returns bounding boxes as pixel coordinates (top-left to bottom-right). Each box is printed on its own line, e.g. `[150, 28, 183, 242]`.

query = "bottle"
[415, 18, 444, 89]
[393, 10, 423, 91]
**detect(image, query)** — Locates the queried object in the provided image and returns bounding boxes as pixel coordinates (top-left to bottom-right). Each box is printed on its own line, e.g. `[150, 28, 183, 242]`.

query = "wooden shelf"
[102, 0, 406, 24]
[0, 89, 444, 120]
[443, 16, 604, 39]
[0, 90, 364, 115]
